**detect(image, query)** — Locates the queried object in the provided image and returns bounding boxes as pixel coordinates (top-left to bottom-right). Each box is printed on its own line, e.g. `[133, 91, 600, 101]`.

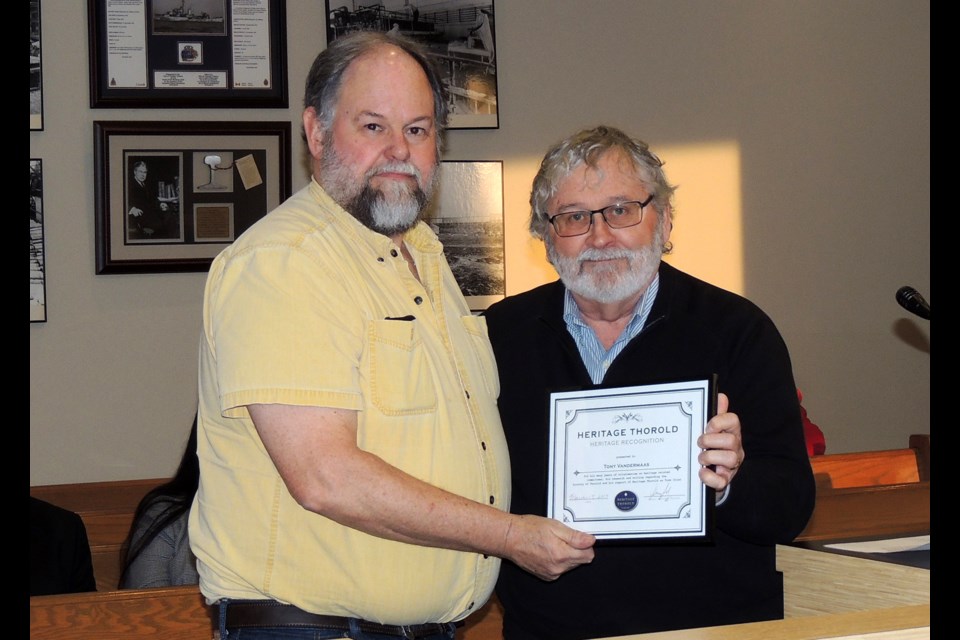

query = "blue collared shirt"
[562, 275, 660, 385]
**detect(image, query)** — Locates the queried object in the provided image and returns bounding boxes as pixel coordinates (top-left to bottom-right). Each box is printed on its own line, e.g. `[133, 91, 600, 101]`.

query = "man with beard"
[189, 32, 594, 640]
[127, 160, 175, 240]
[484, 126, 816, 640]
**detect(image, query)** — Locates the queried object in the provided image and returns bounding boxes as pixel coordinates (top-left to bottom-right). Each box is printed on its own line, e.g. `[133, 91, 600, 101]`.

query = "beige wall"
[29, 0, 930, 485]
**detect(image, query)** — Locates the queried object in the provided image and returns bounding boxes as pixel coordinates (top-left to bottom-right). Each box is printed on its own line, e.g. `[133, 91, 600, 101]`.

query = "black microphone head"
[896, 286, 931, 320]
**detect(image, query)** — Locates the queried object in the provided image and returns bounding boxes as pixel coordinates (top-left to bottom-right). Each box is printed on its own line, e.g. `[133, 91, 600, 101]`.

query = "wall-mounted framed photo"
[325, 1, 498, 130]
[94, 120, 292, 274]
[87, 0, 288, 108]
[426, 160, 504, 310]
[30, 159, 47, 322]
[30, 0, 43, 130]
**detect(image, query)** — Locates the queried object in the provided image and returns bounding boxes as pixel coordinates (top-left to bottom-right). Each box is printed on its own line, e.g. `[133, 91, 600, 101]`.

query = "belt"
[222, 600, 455, 639]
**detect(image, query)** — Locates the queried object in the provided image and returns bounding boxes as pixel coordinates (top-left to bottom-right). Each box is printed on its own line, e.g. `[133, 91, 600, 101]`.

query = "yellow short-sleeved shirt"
[188, 180, 510, 624]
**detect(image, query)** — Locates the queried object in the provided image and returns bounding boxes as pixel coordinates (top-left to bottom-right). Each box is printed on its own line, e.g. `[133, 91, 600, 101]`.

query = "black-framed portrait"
[87, 0, 288, 108]
[30, 159, 47, 323]
[325, 1, 498, 129]
[94, 120, 292, 274]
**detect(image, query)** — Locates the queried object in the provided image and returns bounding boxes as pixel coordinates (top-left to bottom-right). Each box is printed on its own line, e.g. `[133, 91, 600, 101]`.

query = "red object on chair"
[798, 389, 826, 456]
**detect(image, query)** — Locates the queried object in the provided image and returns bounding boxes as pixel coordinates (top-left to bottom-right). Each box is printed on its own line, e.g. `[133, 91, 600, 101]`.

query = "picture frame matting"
[93, 120, 292, 274]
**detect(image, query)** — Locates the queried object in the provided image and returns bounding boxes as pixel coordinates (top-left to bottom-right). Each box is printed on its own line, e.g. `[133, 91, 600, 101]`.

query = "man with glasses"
[484, 126, 815, 639]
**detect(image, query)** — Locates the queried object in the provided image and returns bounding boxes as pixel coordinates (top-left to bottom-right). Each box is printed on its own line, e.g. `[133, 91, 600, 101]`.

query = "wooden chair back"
[30, 585, 215, 640]
[797, 434, 930, 542]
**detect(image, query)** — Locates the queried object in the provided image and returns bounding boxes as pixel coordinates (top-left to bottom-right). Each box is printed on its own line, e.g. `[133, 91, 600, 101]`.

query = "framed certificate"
[547, 376, 717, 541]
[87, 0, 288, 108]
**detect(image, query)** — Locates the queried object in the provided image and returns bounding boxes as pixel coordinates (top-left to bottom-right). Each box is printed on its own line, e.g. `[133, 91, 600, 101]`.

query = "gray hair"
[529, 126, 677, 239]
[303, 31, 449, 156]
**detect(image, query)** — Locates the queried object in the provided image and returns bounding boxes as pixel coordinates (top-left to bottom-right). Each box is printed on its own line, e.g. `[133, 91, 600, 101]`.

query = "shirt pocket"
[368, 318, 437, 416]
[460, 314, 500, 399]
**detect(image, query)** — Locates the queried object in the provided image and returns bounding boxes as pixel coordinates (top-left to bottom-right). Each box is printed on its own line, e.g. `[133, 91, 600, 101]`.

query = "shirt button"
[390, 249, 399, 257]
[377, 257, 385, 263]
[481, 441, 487, 450]
[414, 296, 423, 305]
[489, 496, 495, 504]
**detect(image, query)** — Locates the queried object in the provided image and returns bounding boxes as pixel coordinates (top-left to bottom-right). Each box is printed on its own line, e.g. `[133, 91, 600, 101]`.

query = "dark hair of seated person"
[118, 415, 199, 588]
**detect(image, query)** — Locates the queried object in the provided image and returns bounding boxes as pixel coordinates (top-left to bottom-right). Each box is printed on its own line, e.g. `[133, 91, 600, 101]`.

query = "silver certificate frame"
[547, 377, 717, 541]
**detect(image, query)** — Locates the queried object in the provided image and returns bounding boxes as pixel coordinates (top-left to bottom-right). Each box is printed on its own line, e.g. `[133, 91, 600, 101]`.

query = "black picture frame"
[324, 1, 498, 130]
[30, 159, 47, 322]
[94, 120, 292, 274]
[426, 161, 505, 310]
[30, 0, 43, 130]
[87, 0, 288, 108]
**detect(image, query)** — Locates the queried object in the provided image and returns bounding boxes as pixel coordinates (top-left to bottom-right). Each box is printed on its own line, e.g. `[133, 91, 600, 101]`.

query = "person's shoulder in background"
[30, 497, 97, 595]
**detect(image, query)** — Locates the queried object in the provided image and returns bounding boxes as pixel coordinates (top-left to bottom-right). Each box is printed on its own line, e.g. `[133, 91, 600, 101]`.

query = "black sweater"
[484, 262, 815, 640]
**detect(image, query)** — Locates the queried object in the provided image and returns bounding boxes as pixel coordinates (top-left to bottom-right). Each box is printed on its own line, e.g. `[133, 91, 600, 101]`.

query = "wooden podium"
[593, 542, 929, 639]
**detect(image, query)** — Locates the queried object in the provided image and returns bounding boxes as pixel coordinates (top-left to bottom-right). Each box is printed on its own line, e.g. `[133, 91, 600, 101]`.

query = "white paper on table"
[825, 535, 929, 554]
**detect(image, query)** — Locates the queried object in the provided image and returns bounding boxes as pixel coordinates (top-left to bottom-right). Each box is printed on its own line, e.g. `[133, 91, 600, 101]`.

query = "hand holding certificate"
[547, 376, 717, 541]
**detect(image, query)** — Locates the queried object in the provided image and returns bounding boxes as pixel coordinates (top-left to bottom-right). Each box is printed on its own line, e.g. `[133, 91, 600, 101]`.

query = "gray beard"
[319, 144, 436, 236]
[547, 237, 663, 304]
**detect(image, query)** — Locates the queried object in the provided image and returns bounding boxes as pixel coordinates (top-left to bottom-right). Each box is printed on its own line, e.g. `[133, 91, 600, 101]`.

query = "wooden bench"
[29, 585, 502, 640]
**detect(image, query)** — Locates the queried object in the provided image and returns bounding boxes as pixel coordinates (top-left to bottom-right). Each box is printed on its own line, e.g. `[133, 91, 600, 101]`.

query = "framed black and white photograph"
[426, 161, 504, 309]
[325, 1, 498, 129]
[30, 0, 43, 130]
[94, 120, 292, 274]
[30, 159, 47, 323]
[124, 153, 185, 244]
[87, 0, 288, 108]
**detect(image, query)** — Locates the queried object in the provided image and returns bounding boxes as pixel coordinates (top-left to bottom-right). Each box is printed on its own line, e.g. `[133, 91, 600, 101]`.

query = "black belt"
[221, 600, 456, 639]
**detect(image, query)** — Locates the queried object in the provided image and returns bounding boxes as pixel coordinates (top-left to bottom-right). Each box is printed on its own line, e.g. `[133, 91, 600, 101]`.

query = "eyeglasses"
[546, 195, 654, 237]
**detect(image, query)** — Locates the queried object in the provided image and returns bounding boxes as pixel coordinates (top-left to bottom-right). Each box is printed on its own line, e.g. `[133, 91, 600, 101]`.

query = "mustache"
[367, 161, 423, 184]
[574, 247, 638, 265]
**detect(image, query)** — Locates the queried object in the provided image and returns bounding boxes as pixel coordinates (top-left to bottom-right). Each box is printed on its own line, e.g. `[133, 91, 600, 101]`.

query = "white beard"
[364, 172, 425, 233]
[547, 236, 663, 304]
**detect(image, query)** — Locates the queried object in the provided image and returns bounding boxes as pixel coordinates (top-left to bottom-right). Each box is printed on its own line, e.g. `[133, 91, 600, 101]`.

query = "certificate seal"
[614, 490, 638, 512]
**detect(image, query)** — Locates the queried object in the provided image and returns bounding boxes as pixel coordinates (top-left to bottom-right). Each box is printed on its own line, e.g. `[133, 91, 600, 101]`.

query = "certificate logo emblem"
[614, 490, 638, 512]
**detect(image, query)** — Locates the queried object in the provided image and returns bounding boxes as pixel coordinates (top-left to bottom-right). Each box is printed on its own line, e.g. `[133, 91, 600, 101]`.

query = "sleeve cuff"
[715, 483, 730, 506]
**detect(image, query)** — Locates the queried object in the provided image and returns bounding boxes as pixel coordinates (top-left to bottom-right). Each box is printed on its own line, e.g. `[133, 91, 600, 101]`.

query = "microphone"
[896, 286, 931, 320]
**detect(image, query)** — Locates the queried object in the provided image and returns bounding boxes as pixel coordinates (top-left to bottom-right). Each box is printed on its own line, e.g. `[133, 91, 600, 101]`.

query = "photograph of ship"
[325, 1, 498, 129]
[424, 162, 505, 309]
[30, 159, 46, 323]
[153, 0, 226, 35]
[30, 0, 43, 130]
